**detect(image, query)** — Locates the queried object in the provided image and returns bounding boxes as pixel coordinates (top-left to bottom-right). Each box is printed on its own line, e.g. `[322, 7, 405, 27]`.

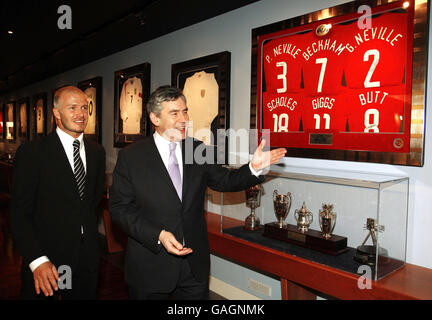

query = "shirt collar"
[56, 127, 84, 148]
[153, 131, 180, 148]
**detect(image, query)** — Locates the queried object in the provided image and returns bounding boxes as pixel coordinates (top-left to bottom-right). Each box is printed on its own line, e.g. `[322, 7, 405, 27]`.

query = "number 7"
[316, 58, 327, 93]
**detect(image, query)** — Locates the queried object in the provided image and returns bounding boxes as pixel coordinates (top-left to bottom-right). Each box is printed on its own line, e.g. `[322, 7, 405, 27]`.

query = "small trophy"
[244, 185, 263, 231]
[319, 204, 337, 239]
[273, 190, 292, 228]
[294, 202, 313, 233]
[354, 218, 388, 265]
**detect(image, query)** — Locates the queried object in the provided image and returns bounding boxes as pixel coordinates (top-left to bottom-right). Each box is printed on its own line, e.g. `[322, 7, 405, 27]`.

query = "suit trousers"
[20, 236, 99, 300]
[128, 257, 209, 300]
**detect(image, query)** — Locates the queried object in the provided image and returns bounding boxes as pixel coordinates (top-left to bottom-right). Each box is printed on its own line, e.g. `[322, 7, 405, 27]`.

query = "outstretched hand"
[251, 139, 286, 172]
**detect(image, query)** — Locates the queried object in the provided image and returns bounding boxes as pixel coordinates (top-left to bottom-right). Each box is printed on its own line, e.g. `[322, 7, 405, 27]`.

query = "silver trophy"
[294, 202, 314, 233]
[273, 190, 292, 228]
[354, 218, 388, 265]
[244, 185, 263, 231]
[319, 203, 337, 239]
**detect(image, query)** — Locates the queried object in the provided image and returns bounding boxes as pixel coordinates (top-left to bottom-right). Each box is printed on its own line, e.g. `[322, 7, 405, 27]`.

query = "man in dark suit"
[10, 86, 106, 300]
[109, 85, 286, 300]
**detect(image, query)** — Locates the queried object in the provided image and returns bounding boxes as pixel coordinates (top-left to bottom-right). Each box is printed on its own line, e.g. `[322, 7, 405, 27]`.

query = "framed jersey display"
[77, 77, 102, 143]
[0, 101, 3, 140]
[251, 0, 428, 166]
[17, 97, 30, 141]
[3, 101, 16, 142]
[32, 92, 47, 139]
[114, 63, 151, 148]
[171, 51, 231, 164]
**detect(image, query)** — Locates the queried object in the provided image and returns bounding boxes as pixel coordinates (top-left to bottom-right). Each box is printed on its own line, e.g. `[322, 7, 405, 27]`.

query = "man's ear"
[149, 112, 159, 127]
[52, 108, 61, 121]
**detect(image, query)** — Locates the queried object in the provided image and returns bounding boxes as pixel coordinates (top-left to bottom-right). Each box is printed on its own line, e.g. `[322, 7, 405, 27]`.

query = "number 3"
[276, 62, 287, 93]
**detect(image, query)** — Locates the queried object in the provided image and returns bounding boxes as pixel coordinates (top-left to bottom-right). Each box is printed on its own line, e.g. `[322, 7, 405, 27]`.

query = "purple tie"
[168, 142, 182, 200]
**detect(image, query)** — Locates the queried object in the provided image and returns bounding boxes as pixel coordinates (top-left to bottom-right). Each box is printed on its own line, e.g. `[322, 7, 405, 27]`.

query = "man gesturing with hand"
[109, 86, 286, 300]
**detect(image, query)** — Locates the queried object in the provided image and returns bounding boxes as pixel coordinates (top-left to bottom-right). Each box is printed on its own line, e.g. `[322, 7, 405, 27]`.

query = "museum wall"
[1, 0, 431, 298]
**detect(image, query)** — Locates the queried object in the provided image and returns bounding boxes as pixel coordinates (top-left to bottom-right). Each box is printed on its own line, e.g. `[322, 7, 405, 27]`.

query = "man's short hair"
[146, 86, 186, 116]
[53, 86, 86, 110]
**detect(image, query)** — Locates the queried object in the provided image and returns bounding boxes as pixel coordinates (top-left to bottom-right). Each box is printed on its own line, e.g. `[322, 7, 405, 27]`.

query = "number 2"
[364, 49, 380, 88]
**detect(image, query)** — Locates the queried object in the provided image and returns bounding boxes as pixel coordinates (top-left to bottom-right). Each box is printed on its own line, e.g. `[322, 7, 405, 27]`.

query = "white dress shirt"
[153, 132, 262, 246]
[29, 128, 86, 272]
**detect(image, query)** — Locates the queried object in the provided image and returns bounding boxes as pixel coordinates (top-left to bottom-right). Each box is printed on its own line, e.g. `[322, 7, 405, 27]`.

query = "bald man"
[10, 86, 106, 300]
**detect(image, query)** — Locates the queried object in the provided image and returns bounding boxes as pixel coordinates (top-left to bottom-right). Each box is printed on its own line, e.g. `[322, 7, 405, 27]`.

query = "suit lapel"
[181, 138, 194, 203]
[48, 132, 82, 200]
[84, 138, 95, 201]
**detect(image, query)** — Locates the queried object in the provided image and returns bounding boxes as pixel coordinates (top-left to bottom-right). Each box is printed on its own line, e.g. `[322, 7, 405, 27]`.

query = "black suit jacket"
[109, 137, 264, 292]
[10, 132, 106, 275]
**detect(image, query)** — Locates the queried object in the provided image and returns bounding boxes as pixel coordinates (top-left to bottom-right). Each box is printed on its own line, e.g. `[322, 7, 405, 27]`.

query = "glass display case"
[219, 165, 409, 281]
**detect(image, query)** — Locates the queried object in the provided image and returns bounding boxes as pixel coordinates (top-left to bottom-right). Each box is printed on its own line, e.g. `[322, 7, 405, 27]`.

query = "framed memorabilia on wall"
[3, 101, 17, 142]
[171, 51, 231, 164]
[0, 102, 3, 140]
[114, 63, 151, 148]
[17, 97, 30, 141]
[77, 77, 102, 143]
[32, 92, 47, 139]
[251, 0, 428, 166]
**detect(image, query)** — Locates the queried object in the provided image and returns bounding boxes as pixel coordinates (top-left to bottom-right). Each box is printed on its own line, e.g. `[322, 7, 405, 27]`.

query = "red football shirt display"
[262, 35, 303, 94]
[262, 92, 302, 132]
[300, 23, 349, 95]
[302, 93, 349, 131]
[346, 85, 406, 133]
[257, 1, 413, 153]
[343, 11, 407, 89]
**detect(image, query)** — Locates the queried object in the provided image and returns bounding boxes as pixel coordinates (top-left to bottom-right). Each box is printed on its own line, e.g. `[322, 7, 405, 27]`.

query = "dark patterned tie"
[73, 139, 86, 200]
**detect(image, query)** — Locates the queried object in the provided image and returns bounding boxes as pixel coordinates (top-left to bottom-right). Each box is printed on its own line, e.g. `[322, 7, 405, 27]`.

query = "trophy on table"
[273, 190, 292, 228]
[244, 185, 263, 231]
[319, 203, 337, 239]
[354, 218, 388, 265]
[294, 202, 314, 233]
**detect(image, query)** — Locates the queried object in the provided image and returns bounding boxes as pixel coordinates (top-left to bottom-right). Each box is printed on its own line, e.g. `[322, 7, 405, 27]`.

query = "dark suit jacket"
[10, 132, 106, 276]
[109, 137, 264, 292]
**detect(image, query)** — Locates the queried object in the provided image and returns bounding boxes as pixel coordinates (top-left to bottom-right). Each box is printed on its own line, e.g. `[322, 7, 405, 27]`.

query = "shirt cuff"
[249, 162, 263, 177]
[29, 256, 50, 272]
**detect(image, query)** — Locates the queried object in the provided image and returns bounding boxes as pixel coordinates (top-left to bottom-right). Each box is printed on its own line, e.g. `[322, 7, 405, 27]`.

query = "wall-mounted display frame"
[171, 51, 231, 164]
[0, 101, 3, 140]
[32, 92, 47, 139]
[114, 63, 151, 148]
[3, 101, 17, 142]
[17, 97, 30, 141]
[77, 77, 102, 143]
[250, 0, 428, 166]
